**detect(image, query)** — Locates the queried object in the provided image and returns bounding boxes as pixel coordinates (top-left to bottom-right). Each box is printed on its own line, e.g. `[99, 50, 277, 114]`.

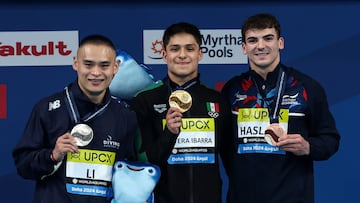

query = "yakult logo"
[0, 31, 78, 66]
[0, 41, 71, 56]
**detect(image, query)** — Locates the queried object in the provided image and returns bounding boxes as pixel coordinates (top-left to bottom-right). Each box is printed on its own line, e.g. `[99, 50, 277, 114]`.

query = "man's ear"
[113, 59, 120, 76]
[162, 49, 167, 62]
[279, 36, 285, 50]
[72, 56, 78, 71]
[198, 49, 203, 61]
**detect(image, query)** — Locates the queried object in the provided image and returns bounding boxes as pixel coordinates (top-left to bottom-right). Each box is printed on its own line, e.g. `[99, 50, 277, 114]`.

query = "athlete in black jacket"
[132, 22, 232, 203]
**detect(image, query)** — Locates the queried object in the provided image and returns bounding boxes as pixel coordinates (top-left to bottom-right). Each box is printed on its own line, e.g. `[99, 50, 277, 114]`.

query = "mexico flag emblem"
[206, 102, 219, 118]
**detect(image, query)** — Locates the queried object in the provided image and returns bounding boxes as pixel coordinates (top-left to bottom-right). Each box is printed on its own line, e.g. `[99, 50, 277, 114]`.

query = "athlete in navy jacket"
[221, 13, 340, 203]
[13, 34, 138, 203]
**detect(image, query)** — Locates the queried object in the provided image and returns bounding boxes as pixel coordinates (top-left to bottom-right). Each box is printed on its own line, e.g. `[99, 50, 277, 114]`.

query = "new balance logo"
[48, 100, 61, 111]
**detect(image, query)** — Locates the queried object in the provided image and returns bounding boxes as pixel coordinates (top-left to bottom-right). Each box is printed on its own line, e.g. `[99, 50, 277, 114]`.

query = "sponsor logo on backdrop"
[143, 29, 247, 65]
[0, 31, 78, 66]
[0, 84, 6, 119]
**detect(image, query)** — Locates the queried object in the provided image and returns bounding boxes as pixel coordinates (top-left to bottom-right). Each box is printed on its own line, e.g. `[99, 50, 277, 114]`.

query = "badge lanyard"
[165, 76, 198, 100]
[64, 86, 110, 124]
[252, 68, 287, 123]
[167, 78, 198, 92]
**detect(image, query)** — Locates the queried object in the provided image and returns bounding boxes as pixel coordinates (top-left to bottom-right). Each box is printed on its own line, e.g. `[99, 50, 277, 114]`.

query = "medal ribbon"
[252, 68, 287, 123]
[64, 86, 111, 124]
[176, 80, 197, 90]
[271, 69, 286, 123]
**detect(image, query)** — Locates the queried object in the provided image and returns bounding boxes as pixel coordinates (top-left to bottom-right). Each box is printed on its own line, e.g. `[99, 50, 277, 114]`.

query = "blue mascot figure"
[109, 50, 155, 107]
[108, 50, 160, 203]
[111, 161, 160, 203]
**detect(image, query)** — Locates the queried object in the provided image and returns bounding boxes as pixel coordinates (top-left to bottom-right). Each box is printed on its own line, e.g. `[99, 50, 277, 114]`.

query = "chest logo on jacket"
[281, 93, 300, 105]
[207, 102, 220, 118]
[48, 99, 61, 111]
[103, 135, 120, 149]
[153, 103, 167, 113]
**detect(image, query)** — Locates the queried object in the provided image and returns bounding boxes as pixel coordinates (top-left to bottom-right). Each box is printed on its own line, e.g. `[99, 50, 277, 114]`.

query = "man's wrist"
[50, 151, 59, 163]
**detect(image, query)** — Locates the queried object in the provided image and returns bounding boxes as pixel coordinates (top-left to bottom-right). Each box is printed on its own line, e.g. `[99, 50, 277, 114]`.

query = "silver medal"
[71, 123, 94, 146]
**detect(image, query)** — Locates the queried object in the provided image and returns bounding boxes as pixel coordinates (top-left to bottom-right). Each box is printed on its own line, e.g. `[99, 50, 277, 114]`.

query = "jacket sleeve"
[306, 79, 340, 161]
[122, 109, 140, 162]
[12, 104, 56, 180]
[218, 94, 234, 176]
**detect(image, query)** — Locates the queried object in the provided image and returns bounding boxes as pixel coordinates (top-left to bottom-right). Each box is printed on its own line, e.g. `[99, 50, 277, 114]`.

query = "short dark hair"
[162, 22, 202, 50]
[241, 13, 281, 41]
[78, 34, 116, 52]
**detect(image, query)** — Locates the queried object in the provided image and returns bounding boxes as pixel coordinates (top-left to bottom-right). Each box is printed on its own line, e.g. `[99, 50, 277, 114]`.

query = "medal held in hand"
[71, 123, 94, 146]
[264, 123, 286, 146]
[169, 90, 192, 113]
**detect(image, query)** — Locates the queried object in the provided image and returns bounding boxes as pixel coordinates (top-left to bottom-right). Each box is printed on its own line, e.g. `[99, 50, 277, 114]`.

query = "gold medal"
[169, 90, 192, 113]
[71, 124, 94, 146]
[264, 123, 286, 146]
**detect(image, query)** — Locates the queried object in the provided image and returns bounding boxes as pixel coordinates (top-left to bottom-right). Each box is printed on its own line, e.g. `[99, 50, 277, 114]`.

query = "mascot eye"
[146, 168, 155, 176]
[116, 162, 125, 169]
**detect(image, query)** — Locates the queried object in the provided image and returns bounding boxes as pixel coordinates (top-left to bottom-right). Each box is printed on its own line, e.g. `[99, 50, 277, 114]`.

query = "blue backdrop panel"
[0, 2, 356, 202]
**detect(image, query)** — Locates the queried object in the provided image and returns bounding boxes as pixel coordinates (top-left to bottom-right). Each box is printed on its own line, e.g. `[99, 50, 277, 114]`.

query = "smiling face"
[242, 28, 284, 78]
[112, 161, 161, 202]
[72, 43, 119, 104]
[162, 32, 203, 86]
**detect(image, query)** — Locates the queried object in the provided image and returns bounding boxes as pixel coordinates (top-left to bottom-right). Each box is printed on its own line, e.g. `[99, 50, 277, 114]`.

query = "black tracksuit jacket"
[132, 76, 232, 203]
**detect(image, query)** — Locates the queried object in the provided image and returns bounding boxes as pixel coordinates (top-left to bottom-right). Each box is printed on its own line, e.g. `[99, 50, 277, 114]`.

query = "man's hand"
[276, 133, 310, 156]
[165, 107, 183, 134]
[51, 133, 79, 162]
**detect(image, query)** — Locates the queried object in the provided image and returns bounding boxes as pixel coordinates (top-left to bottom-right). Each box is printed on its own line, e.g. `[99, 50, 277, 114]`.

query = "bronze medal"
[264, 123, 286, 146]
